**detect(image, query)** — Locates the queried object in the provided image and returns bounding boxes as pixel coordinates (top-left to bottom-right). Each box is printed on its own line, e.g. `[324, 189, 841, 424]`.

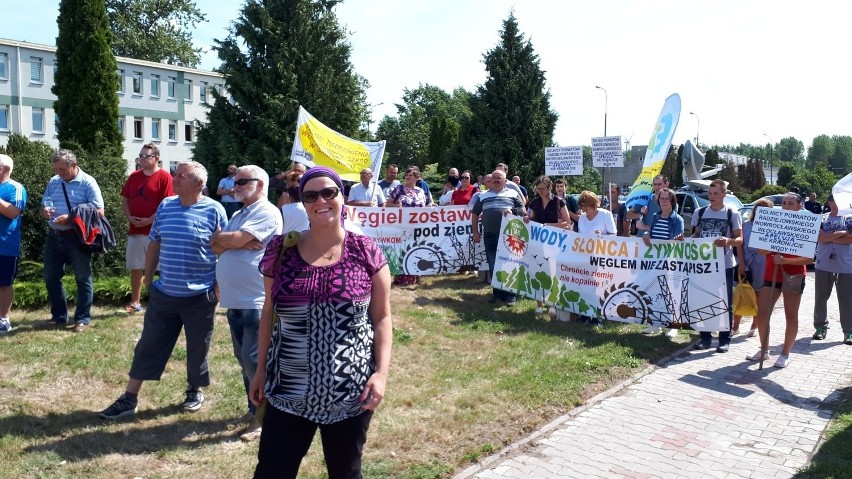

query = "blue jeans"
[44, 230, 93, 325]
[701, 266, 735, 346]
[483, 232, 515, 302]
[228, 308, 260, 415]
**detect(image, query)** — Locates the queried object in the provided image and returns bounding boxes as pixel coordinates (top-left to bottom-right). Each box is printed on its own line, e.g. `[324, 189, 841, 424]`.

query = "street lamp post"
[595, 86, 608, 201]
[763, 133, 773, 185]
[365, 102, 384, 137]
[689, 111, 699, 147]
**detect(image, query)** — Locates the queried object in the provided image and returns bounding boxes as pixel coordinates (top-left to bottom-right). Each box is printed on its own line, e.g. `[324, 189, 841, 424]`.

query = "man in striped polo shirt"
[100, 161, 227, 419]
[472, 169, 525, 306]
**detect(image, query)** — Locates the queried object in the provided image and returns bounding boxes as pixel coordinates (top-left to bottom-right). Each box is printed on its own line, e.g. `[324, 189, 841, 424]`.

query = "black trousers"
[254, 405, 373, 479]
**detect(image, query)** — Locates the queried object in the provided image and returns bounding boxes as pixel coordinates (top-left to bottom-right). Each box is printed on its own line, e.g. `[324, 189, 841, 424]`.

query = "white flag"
[833, 173, 852, 216]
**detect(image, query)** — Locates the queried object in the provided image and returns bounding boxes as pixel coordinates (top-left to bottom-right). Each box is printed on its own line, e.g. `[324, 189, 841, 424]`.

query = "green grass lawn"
[794, 386, 852, 479]
[0, 275, 691, 478]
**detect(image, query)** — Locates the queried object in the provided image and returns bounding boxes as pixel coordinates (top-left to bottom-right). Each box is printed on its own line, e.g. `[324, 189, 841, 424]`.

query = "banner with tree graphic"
[346, 205, 486, 275]
[492, 216, 729, 331]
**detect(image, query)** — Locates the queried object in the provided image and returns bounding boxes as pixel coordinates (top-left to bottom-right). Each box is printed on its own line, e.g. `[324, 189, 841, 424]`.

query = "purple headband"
[299, 167, 346, 225]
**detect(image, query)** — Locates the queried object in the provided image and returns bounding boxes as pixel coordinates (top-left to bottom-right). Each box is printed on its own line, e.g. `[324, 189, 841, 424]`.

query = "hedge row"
[14, 276, 133, 310]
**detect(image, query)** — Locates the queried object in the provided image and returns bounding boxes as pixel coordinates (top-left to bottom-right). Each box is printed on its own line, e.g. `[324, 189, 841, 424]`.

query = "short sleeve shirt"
[43, 168, 104, 231]
[218, 176, 237, 202]
[0, 179, 27, 257]
[691, 206, 742, 268]
[528, 195, 566, 224]
[348, 183, 386, 206]
[815, 214, 852, 274]
[121, 169, 174, 235]
[258, 232, 388, 424]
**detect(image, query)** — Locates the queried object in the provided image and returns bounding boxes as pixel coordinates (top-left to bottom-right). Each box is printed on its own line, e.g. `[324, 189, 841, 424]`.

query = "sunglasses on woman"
[302, 186, 341, 203]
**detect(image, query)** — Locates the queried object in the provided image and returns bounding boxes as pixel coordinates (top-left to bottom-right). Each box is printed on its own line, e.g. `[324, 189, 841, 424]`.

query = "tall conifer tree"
[454, 13, 558, 182]
[53, 0, 123, 155]
[194, 0, 367, 179]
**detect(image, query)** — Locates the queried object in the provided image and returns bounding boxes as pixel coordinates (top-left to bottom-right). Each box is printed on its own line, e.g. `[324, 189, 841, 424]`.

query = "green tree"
[106, 0, 206, 67]
[376, 84, 470, 171]
[775, 162, 798, 187]
[195, 0, 367, 187]
[53, 0, 124, 156]
[829, 135, 852, 174]
[789, 164, 838, 198]
[776, 137, 805, 165]
[453, 13, 558, 184]
[807, 134, 835, 169]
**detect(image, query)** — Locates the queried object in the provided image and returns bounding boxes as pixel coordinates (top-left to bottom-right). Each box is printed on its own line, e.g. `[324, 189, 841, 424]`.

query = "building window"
[133, 117, 143, 139]
[184, 123, 194, 142]
[0, 105, 9, 130]
[118, 117, 125, 135]
[167, 77, 176, 99]
[151, 118, 161, 140]
[132, 71, 143, 94]
[151, 74, 160, 97]
[0, 53, 9, 80]
[168, 120, 177, 141]
[53, 60, 58, 78]
[200, 81, 208, 103]
[30, 57, 43, 83]
[32, 107, 44, 133]
[214, 83, 223, 94]
[184, 79, 193, 102]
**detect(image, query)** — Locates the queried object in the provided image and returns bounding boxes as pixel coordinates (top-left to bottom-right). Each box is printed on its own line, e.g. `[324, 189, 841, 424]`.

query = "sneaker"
[665, 328, 678, 338]
[505, 299, 517, 307]
[845, 333, 852, 345]
[693, 341, 712, 350]
[99, 393, 138, 419]
[125, 303, 143, 314]
[0, 318, 12, 335]
[746, 349, 769, 361]
[716, 343, 730, 353]
[534, 307, 544, 316]
[73, 323, 88, 333]
[239, 418, 262, 442]
[774, 354, 791, 368]
[182, 387, 205, 412]
[642, 325, 661, 335]
[746, 328, 758, 338]
[813, 327, 827, 340]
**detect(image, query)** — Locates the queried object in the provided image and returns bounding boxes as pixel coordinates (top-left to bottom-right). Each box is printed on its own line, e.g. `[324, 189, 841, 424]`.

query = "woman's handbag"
[733, 273, 758, 316]
[781, 271, 805, 293]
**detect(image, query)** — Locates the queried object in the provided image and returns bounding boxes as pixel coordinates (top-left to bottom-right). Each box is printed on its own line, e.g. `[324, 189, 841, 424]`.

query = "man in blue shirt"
[100, 161, 227, 419]
[0, 154, 26, 335]
[41, 149, 104, 332]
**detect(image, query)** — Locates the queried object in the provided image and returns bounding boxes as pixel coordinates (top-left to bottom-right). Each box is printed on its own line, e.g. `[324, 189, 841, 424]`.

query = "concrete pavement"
[456, 271, 850, 479]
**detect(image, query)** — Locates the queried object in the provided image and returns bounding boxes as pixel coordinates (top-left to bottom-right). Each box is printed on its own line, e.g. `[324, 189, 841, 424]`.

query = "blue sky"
[5, 0, 850, 153]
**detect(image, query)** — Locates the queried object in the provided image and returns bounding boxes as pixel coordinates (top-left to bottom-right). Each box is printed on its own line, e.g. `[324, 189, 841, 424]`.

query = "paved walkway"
[456, 272, 851, 479]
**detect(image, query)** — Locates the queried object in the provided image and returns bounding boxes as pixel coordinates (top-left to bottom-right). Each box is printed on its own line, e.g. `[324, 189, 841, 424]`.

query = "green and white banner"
[346, 205, 486, 275]
[492, 216, 729, 331]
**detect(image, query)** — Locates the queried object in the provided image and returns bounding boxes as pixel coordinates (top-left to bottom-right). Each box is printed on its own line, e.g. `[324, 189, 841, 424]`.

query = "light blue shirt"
[43, 168, 104, 231]
[149, 196, 227, 297]
[218, 176, 237, 203]
[216, 199, 283, 309]
[0, 178, 27, 257]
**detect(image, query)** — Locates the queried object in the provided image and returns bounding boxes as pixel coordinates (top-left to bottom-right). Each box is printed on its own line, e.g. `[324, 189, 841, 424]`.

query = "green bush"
[747, 184, 786, 203]
[13, 275, 133, 310]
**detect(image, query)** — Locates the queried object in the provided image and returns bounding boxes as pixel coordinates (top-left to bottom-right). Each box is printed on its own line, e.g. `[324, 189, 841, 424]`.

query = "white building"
[0, 38, 225, 173]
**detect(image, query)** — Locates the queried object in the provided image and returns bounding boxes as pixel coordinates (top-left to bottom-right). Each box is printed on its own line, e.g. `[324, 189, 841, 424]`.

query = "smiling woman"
[251, 167, 392, 479]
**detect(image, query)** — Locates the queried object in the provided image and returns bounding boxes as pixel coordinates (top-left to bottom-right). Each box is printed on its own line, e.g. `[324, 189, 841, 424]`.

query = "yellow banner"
[291, 106, 385, 182]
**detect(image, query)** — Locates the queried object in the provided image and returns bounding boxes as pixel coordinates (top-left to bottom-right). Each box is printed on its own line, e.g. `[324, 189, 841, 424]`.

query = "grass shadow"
[1, 407, 237, 461]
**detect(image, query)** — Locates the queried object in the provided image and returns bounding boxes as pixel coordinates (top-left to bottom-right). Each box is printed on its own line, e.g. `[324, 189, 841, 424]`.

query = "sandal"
[125, 303, 143, 314]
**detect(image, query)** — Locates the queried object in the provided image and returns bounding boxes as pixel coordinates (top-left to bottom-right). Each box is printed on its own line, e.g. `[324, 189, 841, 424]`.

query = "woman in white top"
[577, 190, 617, 235]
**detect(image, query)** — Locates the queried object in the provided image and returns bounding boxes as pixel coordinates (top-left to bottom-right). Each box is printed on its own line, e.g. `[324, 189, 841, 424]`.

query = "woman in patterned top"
[251, 167, 392, 479]
[385, 165, 428, 286]
[641, 188, 684, 338]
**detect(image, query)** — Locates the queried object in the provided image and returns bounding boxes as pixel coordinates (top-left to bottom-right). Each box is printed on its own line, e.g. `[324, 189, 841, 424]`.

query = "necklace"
[321, 240, 343, 260]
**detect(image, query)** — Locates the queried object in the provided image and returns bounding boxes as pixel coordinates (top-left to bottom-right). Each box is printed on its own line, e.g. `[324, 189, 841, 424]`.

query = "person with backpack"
[691, 179, 743, 353]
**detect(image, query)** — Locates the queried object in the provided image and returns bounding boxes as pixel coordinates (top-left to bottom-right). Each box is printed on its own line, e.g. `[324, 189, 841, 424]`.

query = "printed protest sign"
[591, 136, 624, 168]
[492, 216, 728, 331]
[545, 146, 583, 176]
[749, 207, 821, 257]
[346, 205, 486, 275]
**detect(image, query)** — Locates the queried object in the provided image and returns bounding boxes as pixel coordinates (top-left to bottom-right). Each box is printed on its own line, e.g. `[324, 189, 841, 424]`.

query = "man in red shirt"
[121, 144, 174, 313]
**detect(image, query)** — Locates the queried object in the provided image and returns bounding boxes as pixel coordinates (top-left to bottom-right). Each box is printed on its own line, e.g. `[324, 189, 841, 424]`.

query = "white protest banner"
[591, 136, 624, 167]
[545, 146, 583, 176]
[345, 205, 486, 275]
[492, 216, 728, 331]
[833, 172, 852, 215]
[749, 207, 821, 257]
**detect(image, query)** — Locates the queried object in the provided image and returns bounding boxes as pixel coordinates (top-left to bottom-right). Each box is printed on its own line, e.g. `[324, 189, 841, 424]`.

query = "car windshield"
[723, 195, 744, 210]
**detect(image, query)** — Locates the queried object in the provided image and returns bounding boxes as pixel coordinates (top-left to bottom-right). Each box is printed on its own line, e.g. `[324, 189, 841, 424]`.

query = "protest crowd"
[1, 144, 850, 479]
